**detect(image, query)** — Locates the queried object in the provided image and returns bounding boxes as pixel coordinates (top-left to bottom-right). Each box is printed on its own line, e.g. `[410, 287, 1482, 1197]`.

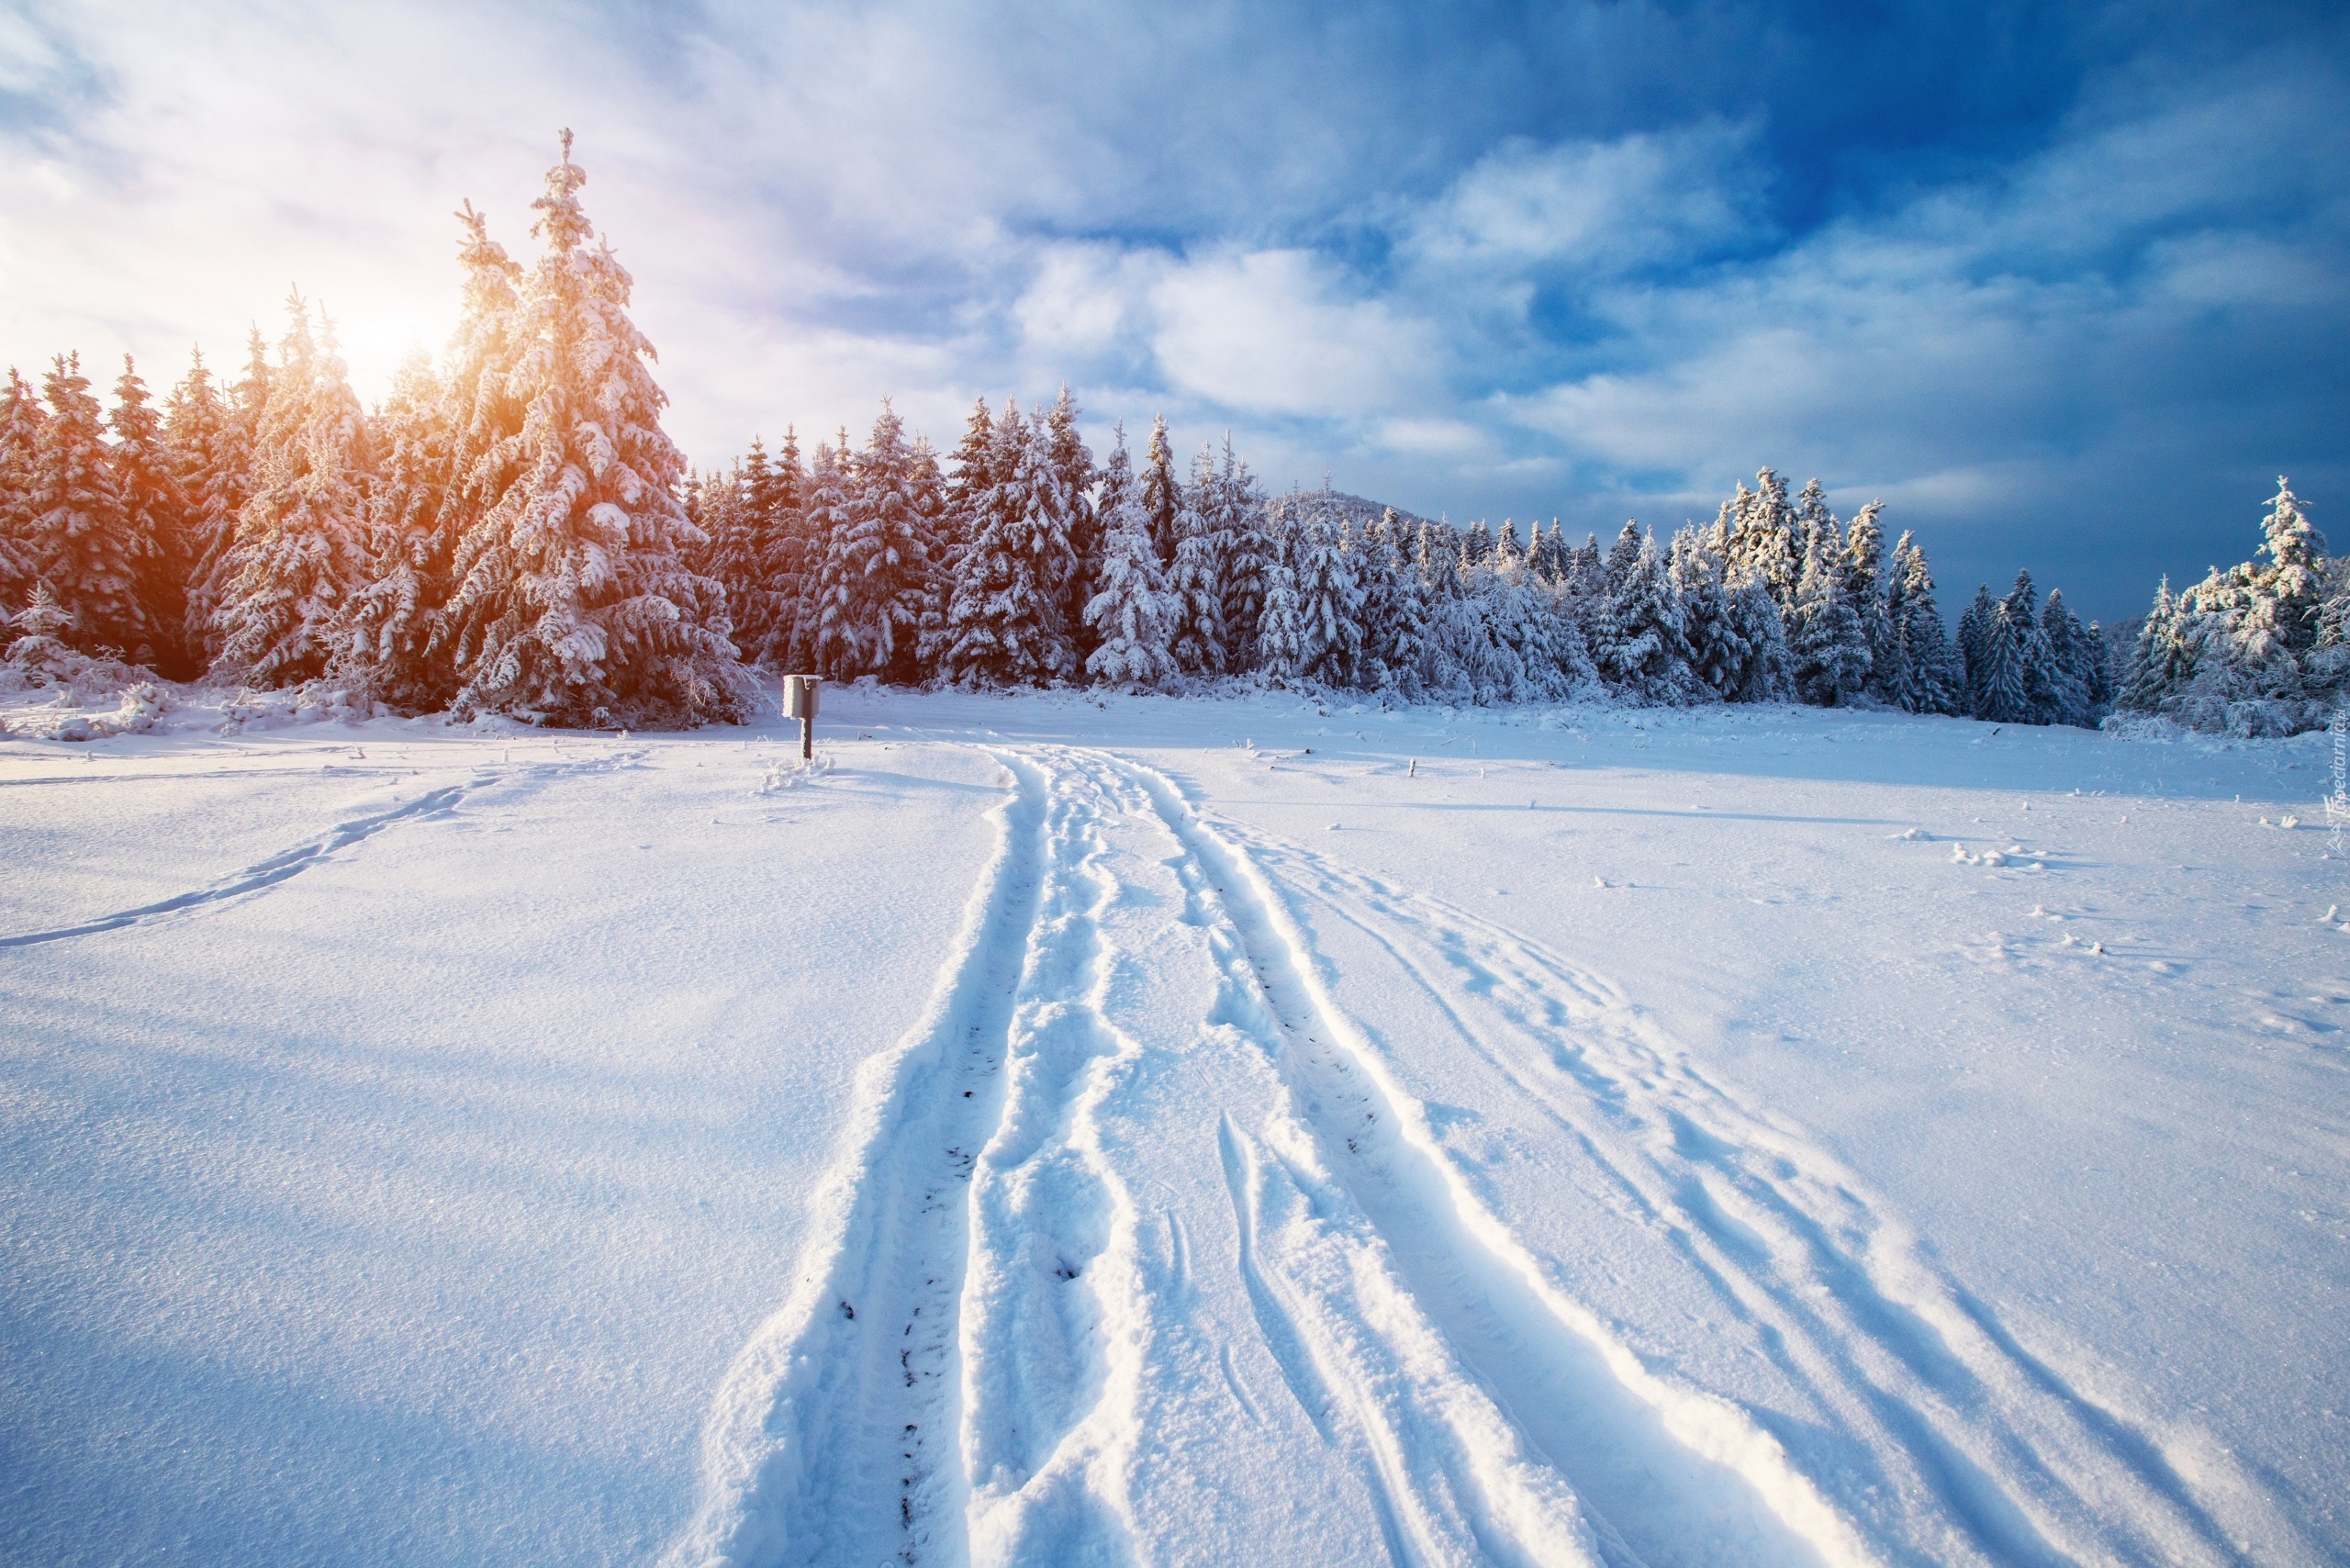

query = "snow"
[3, 683, 2344, 1565]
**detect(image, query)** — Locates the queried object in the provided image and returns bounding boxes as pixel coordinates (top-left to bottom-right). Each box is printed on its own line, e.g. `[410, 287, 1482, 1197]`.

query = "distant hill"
[1297, 490, 1438, 532]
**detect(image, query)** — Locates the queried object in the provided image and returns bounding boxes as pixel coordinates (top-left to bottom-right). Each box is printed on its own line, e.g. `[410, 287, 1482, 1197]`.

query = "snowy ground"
[1, 682, 2343, 1566]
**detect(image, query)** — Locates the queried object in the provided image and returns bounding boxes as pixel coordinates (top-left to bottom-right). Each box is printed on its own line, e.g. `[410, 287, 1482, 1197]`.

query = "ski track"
[0, 750, 645, 949]
[674, 742, 2287, 1568]
[1185, 778, 2271, 1568]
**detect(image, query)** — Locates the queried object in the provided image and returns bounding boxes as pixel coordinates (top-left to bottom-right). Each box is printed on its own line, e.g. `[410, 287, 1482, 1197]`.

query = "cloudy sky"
[4, 0, 2344, 620]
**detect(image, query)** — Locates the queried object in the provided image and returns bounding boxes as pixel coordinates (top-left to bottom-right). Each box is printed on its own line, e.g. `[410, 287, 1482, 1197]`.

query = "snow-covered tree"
[341, 350, 454, 706]
[1291, 491, 1362, 687]
[1882, 532, 1963, 715]
[1082, 425, 1174, 689]
[162, 349, 249, 669]
[938, 402, 1079, 685]
[1790, 521, 1871, 706]
[1166, 450, 1225, 677]
[1255, 512, 1304, 684]
[1669, 526, 1737, 700]
[1043, 387, 1097, 665]
[216, 300, 372, 686]
[0, 368, 45, 614]
[1353, 507, 1426, 697]
[1140, 415, 1181, 567]
[437, 134, 753, 726]
[1727, 468, 1801, 615]
[816, 401, 935, 680]
[27, 353, 145, 660]
[105, 357, 189, 671]
[1214, 436, 1272, 671]
[1591, 523, 1697, 702]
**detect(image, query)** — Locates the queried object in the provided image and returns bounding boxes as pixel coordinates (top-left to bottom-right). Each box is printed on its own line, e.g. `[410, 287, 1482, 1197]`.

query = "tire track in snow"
[1203, 808, 2284, 1567]
[1069, 746, 1863, 1568]
[664, 755, 1056, 1568]
[955, 754, 1153, 1566]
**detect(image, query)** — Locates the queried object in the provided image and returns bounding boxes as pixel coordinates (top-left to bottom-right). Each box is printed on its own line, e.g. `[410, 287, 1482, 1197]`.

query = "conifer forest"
[15, 136, 2313, 738]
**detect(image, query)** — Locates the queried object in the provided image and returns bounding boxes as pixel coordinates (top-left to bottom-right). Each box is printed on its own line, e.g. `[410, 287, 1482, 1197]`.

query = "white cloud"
[1147, 248, 1442, 420]
[1403, 121, 1764, 278]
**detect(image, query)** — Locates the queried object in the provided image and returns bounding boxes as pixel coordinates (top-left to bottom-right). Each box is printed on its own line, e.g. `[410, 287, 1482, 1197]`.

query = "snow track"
[673, 743, 2266, 1567]
[0, 783, 474, 947]
[1192, 786, 2266, 1568]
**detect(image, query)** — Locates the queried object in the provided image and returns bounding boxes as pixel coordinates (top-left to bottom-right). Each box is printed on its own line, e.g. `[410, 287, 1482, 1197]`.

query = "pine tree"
[1291, 491, 1362, 687]
[1140, 414, 1181, 567]
[5, 579, 73, 679]
[1960, 577, 2041, 723]
[2038, 588, 2105, 727]
[1082, 426, 1175, 689]
[341, 351, 454, 706]
[1043, 387, 1097, 666]
[819, 401, 935, 681]
[1255, 519, 1304, 684]
[1214, 435, 1272, 671]
[217, 301, 372, 686]
[1884, 532, 1963, 714]
[106, 358, 189, 672]
[28, 353, 145, 660]
[0, 367, 45, 613]
[437, 134, 752, 726]
[1727, 469, 1801, 616]
[939, 402, 1078, 686]
[1166, 448, 1225, 677]
[162, 349, 248, 672]
[2001, 571, 2062, 722]
[1593, 525, 1698, 702]
[1790, 523, 1871, 705]
[1353, 507, 1425, 696]
[1669, 526, 1738, 700]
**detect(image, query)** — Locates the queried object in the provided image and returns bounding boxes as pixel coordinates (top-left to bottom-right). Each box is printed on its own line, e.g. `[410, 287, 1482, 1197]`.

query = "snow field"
[4, 685, 2344, 1566]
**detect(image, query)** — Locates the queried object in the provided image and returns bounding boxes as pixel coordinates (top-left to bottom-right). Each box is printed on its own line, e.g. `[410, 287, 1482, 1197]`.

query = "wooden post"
[785, 675, 822, 761]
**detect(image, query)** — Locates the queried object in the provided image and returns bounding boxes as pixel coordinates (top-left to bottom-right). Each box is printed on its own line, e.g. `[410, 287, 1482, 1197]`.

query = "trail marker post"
[785, 675, 822, 761]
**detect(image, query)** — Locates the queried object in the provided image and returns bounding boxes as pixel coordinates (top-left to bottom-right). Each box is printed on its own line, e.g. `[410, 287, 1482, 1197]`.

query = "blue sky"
[3, 0, 2344, 621]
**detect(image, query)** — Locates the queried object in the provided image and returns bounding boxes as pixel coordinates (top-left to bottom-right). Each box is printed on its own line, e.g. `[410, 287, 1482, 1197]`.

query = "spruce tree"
[106, 358, 189, 672]
[1215, 435, 1272, 671]
[1140, 414, 1181, 567]
[1885, 532, 1964, 715]
[1291, 491, 1361, 687]
[1669, 526, 1738, 700]
[217, 302, 372, 686]
[806, 431, 857, 676]
[28, 353, 145, 660]
[341, 351, 455, 706]
[0, 368, 49, 624]
[438, 134, 752, 725]
[1166, 448, 1225, 677]
[163, 349, 248, 672]
[939, 403, 1078, 686]
[1594, 526, 1698, 702]
[1255, 528, 1304, 684]
[1728, 469, 1801, 617]
[1082, 426, 1175, 689]
[1790, 524, 1871, 705]
[1043, 387, 1097, 666]
[822, 401, 935, 681]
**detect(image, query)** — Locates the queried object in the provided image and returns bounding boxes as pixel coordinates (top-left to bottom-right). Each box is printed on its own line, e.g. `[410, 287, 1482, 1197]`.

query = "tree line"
[2109, 481, 2344, 736]
[4, 134, 2120, 731]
